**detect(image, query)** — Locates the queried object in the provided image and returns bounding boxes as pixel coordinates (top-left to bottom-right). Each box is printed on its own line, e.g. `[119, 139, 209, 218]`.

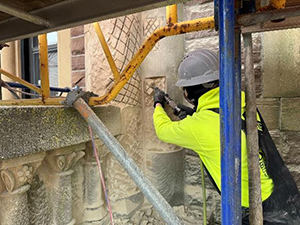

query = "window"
[21, 32, 58, 98]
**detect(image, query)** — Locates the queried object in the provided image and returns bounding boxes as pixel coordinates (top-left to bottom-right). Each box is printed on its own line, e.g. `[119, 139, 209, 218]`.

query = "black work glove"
[153, 88, 166, 107]
[174, 104, 195, 120]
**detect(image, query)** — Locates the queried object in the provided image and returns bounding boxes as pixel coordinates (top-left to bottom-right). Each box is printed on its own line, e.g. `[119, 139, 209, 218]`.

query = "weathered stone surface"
[71, 159, 85, 224]
[281, 98, 300, 131]
[184, 4, 214, 21]
[262, 29, 300, 98]
[85, 14, 142, 106]
[28, 176, 52, 225]
[185, 154, 217, 190]
[0, 106, 121, 159]
[113, 192, 144, 219]
[184, 1, 214, 20]
[185, 36, 219, 53]
[0, 185, 30, 225]
[287, 165, 300, 190]
[256, 98, 280, 130]
[183, 3, 216, 40]
[141, 6, 184, 104]
[184, 0, 213, 6]
[269, 130, 281, 151]
[280, 131, 300, 165]
[184, 185, 219, 210]
[0, 152, 46, 225]
[40, 146, 85, 225]
[104, 106, 144, 219]
[146, 149, 185, 206]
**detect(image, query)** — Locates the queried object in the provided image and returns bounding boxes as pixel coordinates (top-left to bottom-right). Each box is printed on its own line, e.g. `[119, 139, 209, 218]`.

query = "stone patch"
[281, 98, 300, 131]
[256, 98, 280, 130]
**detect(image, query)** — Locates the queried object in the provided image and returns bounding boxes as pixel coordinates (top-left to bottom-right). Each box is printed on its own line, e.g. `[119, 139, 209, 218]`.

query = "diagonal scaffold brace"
[64, 91, 183, 225]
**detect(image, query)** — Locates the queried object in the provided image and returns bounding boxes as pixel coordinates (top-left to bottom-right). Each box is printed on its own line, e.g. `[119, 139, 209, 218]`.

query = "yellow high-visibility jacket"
[153, 87, 274, 207]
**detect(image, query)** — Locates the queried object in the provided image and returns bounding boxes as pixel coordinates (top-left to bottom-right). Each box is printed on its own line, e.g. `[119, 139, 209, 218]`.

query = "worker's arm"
[153, 104, 196, 150]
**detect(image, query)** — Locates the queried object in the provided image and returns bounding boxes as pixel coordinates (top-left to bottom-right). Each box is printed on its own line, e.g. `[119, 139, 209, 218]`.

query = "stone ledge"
[0, 106, 121, 160]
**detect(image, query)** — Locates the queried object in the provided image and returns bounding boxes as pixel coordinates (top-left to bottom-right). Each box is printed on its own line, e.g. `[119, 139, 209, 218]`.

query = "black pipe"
[6, 82, 71, 93]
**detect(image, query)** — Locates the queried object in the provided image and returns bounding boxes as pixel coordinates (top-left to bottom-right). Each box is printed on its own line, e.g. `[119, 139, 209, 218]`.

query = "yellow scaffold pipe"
[257, 0, 286, 11]
[0, 68, 42, 94]
[166, 4, 178, 25]
[38, 34, 50, 100]
[93, 22, 120, 81]
[90, 16, 215, 105]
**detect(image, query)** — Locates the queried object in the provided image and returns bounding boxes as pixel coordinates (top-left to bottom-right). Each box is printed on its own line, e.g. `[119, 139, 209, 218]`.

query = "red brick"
[72, 71, 85, 87]
[72, 56, 85, 71]
[71, 36, 85, 55]
[71, 26, 84, 37]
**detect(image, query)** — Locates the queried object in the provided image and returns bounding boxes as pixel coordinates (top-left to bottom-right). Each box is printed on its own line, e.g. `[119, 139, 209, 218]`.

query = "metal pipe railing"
[5, 82, 70, 93]
[72, 97, 183, 225]
[218, 0, 242, 224]
[243, 33, 264, 225]
[0, 2, 49, 27]
[0, 68, 42, 94]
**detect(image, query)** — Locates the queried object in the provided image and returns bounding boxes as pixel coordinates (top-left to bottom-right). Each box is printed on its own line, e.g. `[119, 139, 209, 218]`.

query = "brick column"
[71, 26, 85, 88]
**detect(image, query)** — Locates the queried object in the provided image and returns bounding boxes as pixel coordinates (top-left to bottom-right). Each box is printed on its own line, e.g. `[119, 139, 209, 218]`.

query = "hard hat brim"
[175, 71, 219, 87]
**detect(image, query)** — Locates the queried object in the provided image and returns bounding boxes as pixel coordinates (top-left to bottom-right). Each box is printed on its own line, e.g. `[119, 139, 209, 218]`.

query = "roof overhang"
[0, 0, 185, 43]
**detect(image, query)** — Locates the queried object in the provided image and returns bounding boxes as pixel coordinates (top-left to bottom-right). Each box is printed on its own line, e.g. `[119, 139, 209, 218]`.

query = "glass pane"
[47, 32, 58, 46]
[32, 37, 38, 49]
[48, 51, 58, 87]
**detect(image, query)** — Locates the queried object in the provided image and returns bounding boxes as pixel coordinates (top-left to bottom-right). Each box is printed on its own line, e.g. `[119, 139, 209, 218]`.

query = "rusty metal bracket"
[64, 91, 98, 107]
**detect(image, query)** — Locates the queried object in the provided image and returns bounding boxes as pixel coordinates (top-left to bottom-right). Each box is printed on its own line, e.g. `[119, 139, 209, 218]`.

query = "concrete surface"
[0, 105, 121, 160]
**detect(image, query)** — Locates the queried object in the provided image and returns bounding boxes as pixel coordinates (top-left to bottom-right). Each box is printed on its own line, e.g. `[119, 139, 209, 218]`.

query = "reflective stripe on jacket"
[153, 87, 274, 208]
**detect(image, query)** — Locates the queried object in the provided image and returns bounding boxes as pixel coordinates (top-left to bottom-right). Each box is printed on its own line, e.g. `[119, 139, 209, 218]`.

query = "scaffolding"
[1, 0, 300, 224]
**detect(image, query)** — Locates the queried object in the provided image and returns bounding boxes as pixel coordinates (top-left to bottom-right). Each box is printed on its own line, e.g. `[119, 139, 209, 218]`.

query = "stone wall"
[259, 28, 300, 190]
[1, 1, 300, 225]
[0, 106, 122, 225]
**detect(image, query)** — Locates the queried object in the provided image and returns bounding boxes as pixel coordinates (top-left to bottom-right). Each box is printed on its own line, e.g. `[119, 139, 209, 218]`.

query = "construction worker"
[153, 49, 300, 224]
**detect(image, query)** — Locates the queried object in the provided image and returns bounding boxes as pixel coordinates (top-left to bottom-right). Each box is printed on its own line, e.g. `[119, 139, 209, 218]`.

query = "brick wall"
[71, 25, 85, 87]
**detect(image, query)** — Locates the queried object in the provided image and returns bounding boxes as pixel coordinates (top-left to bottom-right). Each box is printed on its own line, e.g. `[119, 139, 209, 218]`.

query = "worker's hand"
[175, 104, 195, 120]
[153, 88, 166, 108]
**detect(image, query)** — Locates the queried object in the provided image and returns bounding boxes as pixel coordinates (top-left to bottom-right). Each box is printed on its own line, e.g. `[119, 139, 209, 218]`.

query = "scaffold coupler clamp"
[63, 89, 98, 107]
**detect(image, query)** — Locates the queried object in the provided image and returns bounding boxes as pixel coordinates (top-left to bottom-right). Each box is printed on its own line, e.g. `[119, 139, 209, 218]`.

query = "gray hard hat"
[176, 49, 219, 87]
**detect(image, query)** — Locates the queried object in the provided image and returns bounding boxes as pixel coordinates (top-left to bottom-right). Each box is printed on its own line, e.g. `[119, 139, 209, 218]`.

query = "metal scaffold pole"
[72, 97, 183, 225]
[218, 0, 242, 224]
[243, 33, 264, 225]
